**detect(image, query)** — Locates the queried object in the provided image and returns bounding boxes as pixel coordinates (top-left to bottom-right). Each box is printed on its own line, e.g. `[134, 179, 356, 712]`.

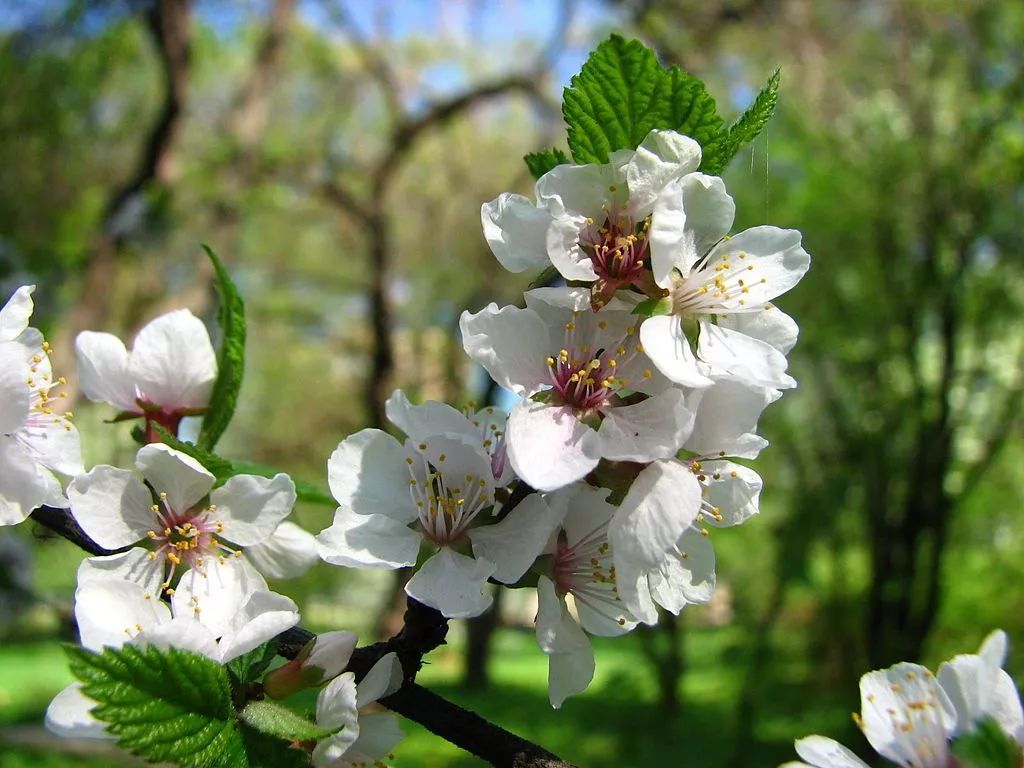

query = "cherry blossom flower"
[1, 285, 83, 526]
[461, 287, 696, 491]
[45, 576, 299, 739]
[69, 443, 306, 603]
[482, 129, 706, 309]
[317, 416, 555, 618]
[312, 652, 404, 768]
[264, 630, 359, 699]
[75, 309, 217, 440]
[533, 484, 636, 708]
[784, 631, 1023, 768]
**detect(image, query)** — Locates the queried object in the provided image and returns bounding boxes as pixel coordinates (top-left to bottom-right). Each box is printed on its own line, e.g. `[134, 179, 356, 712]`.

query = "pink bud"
[264, 631, 358, 699]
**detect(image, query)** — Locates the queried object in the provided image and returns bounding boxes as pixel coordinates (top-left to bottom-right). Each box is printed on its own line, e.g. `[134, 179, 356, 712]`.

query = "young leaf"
[523, 148, 570, 180]
[562, 34, 669, 163]
[631, 295, 673, 317]
[952, 718, 1024, 768]
[197, 244, 246, 452]
[701, 68, 780, 175]
[227, 640, 280, 688]
[66, 644, 247, 768]
[240, 700, 336, 742]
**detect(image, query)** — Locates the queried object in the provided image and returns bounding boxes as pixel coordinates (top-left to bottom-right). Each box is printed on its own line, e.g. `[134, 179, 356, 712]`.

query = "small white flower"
[533, 484, 635, 708]
[75, 309, 216, 439]
[316, 421, 555, 619]
[45, 577, 299, 739]
[69, 443, 299, 603]
[0, 285, 83, 526]
[461, 287, 696, 491]
[313, 653, 404, 768]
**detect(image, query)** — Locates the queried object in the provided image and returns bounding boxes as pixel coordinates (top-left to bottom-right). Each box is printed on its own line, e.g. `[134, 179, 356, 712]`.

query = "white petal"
[719, 306, 799, 355]
[317, 507, 421, 569]
[74, 331, 139, 412]
[979, 630, 1009, 667]
[706, 226, 810, 308]
[68, 465, 154, 549]
[244, 521, 318, 579]
[859, 663, 956, 766]
[596, 388, 694, 462]
[685, 378, 772, 459]
[217, 589, 299, 663]
[469, 493, 560, 583]
[75, 579, 170, 651]
[129, 309, 217, 411]
[172, 557, 267, 639]
[536, 576, 594, 708]
[610, 461, 701, 569]
[327, 429, 418, 522]
[649, 528, 716, 609]
[481, 193, 552, 273]
[459, 304, 551, 396]
[793, 736, 871, 768]
[506, 401, 599, 492]
[697, 321, 796, 390]
[18, 412, 84, 477]
[385, 389, 475, 444]
[45, 683, 111, 741]
[136, 616, 220, 660]
[613, 557, 658, 625]
[546, 216, 599, 281]
[414, 433, 495, 509]
[135, 443, 215, 515]
[558, 483, 615, 548]
[77, 547, 165, 598]
[302, 631, 358, 683]
[212, 473, 295, 547]
[0, 285, 34, 342]
[640, 315, 714, 388]
[536, 162, 618, 220]
[356, 652, 403, 708]
[405, 548, 494, 619]
[344, 713, 404, 765]
[0, 437, 51, 526]
[0, 342, 29, 434]
[314, 673, 360, 764]
[625, 129, 703, 211]
[938, 655, 1024, 743]
[700, 460, 762, 526]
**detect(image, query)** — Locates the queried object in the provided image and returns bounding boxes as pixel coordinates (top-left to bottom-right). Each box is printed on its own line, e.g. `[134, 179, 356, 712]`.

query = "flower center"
[579, 213, 650, 285]
[670, 248, 769, 316]
[145, 493, 237, 591]
[552, 524, 626, 628]
[23, 342, 74, 435]
[405, 446, 489, 546]
[544, 313, 640, 411]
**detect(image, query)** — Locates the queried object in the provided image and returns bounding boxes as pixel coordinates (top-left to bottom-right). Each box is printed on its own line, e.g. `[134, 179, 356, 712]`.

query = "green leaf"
[240, 700, 336, 742]
[197, 244, 246, 452]
[239, 723, 314, 768]
[152, 425, 235, 484]
[523, 148, 570, 180]
[631, 295, 673, 317]
[952, 718, 1024, 768]
[227, 640, 280, 688]
[231, 460, 335, 507]
[528, 265, 560, 290]
[701, 68, 780, 175]
[562, 34, 669, 163]
[663, 65, 724, 151]
[66, 644, 247, 768]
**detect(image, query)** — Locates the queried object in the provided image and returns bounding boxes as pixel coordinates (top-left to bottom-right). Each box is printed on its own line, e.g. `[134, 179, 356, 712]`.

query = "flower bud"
[263, 630, 357, 699]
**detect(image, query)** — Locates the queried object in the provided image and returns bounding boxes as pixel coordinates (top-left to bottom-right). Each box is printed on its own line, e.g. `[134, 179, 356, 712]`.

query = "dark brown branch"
[32, 505, 575, 768]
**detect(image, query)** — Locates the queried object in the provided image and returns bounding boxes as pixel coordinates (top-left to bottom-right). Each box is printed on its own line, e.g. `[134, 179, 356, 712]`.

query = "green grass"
[0, 626, 855, 767]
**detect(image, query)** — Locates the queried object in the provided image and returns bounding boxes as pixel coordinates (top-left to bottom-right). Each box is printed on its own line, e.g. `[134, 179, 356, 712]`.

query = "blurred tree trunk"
[638, 610, 684, 716]
[462, 586, 502, 690]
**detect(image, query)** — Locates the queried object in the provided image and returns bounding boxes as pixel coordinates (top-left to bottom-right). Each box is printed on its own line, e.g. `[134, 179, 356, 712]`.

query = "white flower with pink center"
[0, 285, 83, 526]
[534, 484, 635, 708]
[316, 416, 556, 619]
[68, 443, 302, 605]
[75, 309, 217, 441]
[482, 129, 709, 310]
[460, 286, 696, 492]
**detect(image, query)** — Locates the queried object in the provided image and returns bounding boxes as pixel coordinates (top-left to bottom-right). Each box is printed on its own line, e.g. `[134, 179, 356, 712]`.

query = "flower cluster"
[316, 129, 810, 706]
[784, 630, 1023, 768]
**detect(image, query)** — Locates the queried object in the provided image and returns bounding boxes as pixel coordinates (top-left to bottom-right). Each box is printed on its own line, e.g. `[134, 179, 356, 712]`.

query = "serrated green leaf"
[562, 34, 668, 163]
[631, 295, 673, 317]
[952, 718, 1024, 768]
[663, 65, 724, 149]
[523, 148, 570, 180]
[227, 640, 280, 688]
[66, 644, 247, 768]
[231, 460, 335, 507]
[197, 244, 246, 452]
[701, 68, 780, 175]
[240, 700, 336, 742]
[152, 425, 235, 484]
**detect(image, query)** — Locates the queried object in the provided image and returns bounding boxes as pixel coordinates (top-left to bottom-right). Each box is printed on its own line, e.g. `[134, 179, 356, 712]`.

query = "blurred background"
[1, 0, 1022, 766]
